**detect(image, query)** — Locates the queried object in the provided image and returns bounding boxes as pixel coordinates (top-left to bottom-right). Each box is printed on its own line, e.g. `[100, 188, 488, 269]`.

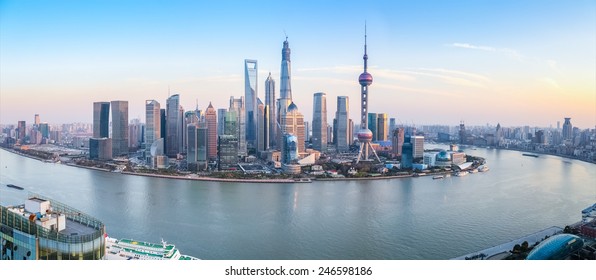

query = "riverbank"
[0, 146, 468, 184]
[493, 146, 595, 164]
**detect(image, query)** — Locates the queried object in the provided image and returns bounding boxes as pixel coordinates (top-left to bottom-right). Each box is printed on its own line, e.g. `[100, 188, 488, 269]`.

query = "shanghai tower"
[278, 37, 292, 118]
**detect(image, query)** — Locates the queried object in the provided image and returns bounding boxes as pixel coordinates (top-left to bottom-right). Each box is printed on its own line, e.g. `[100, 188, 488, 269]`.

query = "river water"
[1, 146, 594, 259]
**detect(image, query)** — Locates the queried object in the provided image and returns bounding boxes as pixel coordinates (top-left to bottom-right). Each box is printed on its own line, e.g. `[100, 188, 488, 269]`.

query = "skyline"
[1, 1, 595, 129]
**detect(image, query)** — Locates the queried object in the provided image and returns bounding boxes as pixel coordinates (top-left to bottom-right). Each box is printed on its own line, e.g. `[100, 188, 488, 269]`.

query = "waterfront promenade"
[452, 226, 563, 260]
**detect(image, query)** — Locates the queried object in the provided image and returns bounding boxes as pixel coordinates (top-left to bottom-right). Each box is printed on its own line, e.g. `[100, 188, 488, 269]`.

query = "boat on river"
[6, 184, 24, 190]
[105, 236, 198, 260]
[455, 171, 468, 177]
[522, 153, 539, 158]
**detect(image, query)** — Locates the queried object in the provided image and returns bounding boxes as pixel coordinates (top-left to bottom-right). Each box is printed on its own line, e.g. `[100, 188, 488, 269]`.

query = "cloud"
[400, 68, 491, 89]
[539, 77, 560, 89]
[447, 42, 523, 60]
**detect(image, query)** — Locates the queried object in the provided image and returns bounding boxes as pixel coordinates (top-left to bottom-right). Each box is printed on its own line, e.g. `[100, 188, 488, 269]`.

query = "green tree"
[521, 241, 529, 252]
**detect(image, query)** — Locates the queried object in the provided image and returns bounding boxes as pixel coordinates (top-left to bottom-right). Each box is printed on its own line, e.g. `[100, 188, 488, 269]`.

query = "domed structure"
[287, 102, 298, 113]
[437, 150, 450, 161]
[526, 234, 584, 260]
[359, 72, 373, 86]
[357, 128, 373, 143]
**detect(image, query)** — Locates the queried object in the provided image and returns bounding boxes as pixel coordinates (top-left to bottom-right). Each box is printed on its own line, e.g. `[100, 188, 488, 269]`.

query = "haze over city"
[1, 0, 594, 129]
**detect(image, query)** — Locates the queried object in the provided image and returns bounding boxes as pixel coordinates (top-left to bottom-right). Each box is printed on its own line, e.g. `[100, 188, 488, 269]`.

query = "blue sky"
[1, 0, 595, 128]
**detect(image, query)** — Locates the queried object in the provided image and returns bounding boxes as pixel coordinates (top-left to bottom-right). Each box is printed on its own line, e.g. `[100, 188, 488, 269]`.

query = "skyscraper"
[278, 37, 292, 117]
[187, 124, 198, 165]
[17, 121, 26, 143]
[281, 133, 298, 164]
[335, 96, 350, 152]
[389, 118, 396, 135]
[245, 59, 258, 148]
[145, 100, 161, 158]
[197, 121, 208, 170]
[411, 135, 424, 160]
[229, 96, 247, 156]
[160, 108, 166, 141]
[279, 102, 305, 154]
[377, 113, 388, 141]
[562, 117, 573, 140]
[166, 94, 183, 157]
[183, 110, 199, 153]
[312, 92, 327, 152]
[392, 127, 405, 156]
[367, 113, 378, 141]
[356, 25, 380, 163]
[459, 121, 467, 144]
[111, 100, 129, 156]
[265, 72, 276, 148]
[93, 102, 110, 138]
[256, 98, 269, 154]
[205, 102, 218, 160]
[217, 108, 227, 136]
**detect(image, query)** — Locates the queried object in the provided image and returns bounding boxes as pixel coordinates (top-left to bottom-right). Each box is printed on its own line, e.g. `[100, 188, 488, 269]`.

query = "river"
[1, 146, 594, 259]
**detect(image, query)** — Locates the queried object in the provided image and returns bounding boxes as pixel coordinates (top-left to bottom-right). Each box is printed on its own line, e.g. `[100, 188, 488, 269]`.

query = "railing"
[0, 193, 105, 244]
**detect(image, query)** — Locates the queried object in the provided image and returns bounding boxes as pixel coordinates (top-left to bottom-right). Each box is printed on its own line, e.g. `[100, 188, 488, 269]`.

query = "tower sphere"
[357, 128, 373, 143]
[359, 72, 373, 86]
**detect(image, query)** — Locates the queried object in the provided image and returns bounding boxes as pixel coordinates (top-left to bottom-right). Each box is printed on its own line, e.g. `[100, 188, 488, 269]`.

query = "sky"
[1, 0, 595, 129]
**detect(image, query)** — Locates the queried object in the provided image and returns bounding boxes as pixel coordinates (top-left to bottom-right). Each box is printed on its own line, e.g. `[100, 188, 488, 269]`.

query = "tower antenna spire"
[363, 21, 368, 72]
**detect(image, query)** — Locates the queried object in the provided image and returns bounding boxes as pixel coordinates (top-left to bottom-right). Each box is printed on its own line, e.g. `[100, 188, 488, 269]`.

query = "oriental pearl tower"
[356, 24, 381, 164]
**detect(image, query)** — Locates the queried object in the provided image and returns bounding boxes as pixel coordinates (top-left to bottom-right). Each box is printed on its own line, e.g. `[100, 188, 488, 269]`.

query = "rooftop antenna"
[283, 29, 287, 41]
[168, 85, 171, 98]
